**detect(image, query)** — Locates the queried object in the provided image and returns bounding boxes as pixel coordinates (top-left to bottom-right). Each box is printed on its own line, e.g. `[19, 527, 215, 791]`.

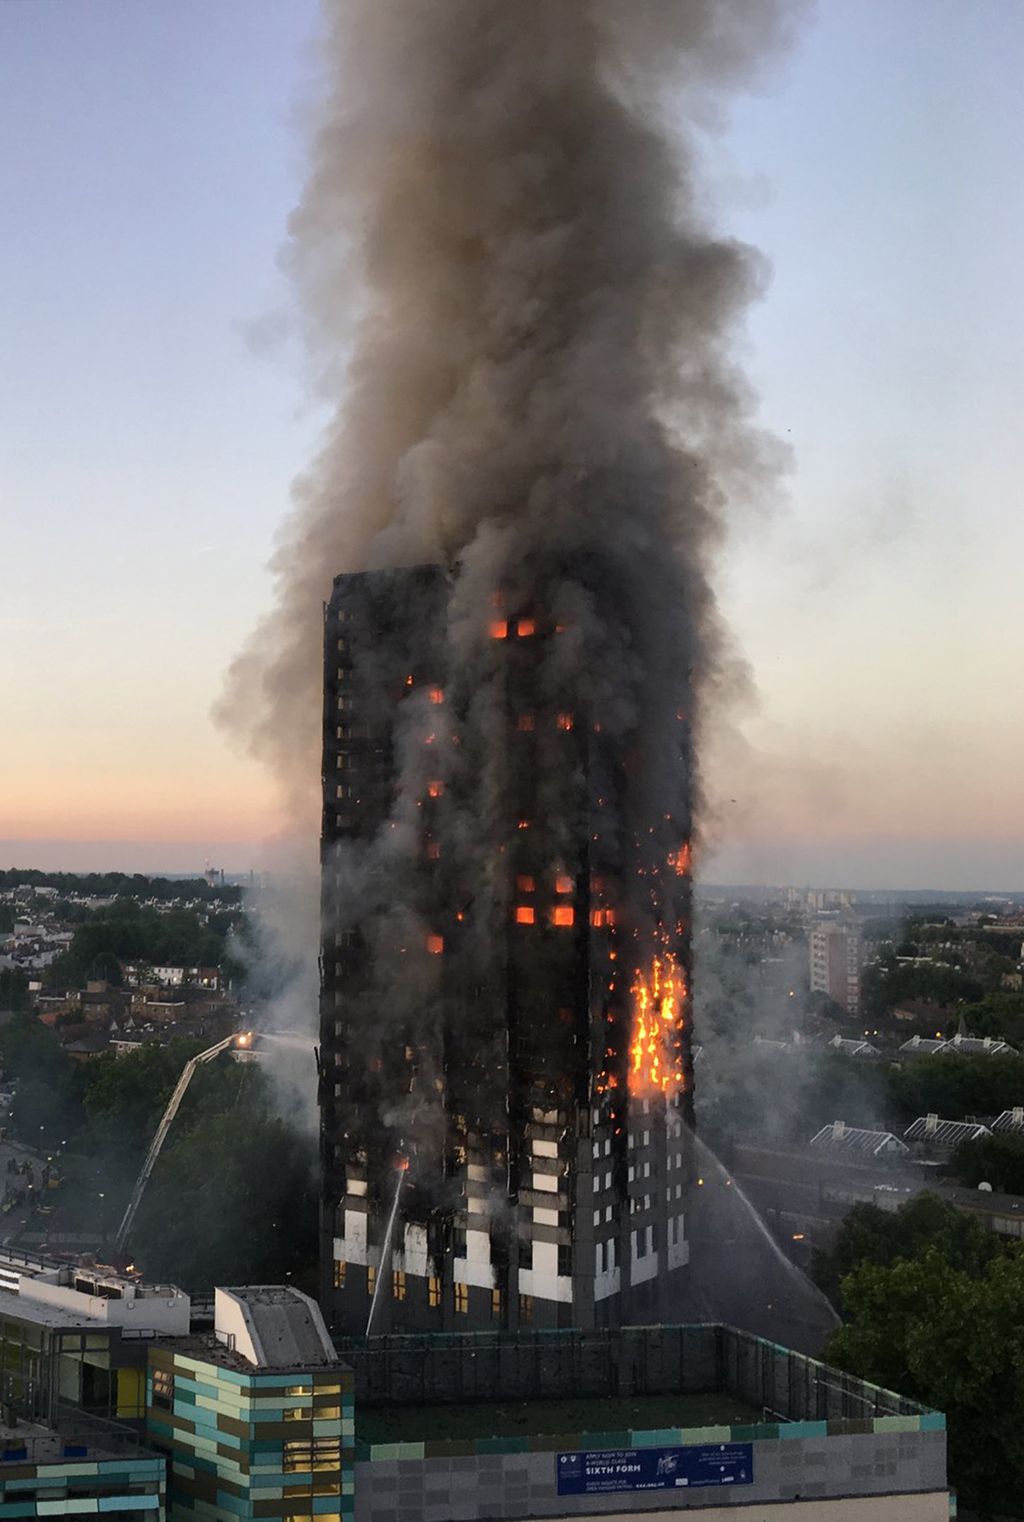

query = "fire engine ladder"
[114, 1034, 239, 1254]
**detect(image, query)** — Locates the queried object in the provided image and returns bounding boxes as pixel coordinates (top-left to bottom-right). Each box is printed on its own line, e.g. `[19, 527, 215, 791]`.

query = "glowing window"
[517, 819, 530, 831]
[551, 906, 575, 928]
[516, 618, 536, 637]
[555, 875, 573, 895]
[556, 713, 574, 731]
[152, 1368, 173, 1411]
[491, 1288, 503, 1317]
[516, 875, 536, 893]
[428, 1277, 441, 1308]
[517, 715, 535, 732]
[333, 1260, 346, 1289]
[590, 909, 616, 928]
[426, 935, 444, 955]
[515, 906, 535, 926]
[429, 686, 444, 705]
[393, 1271, 406, 1301]
[366, 1265, 376, 1297]
[427, 781, 444, 798]
[519, 1294, 534, 1324]
[455, 1282, 469, 1314]
[282, 1440, 312, 1473]
[489, 620, 508, 640]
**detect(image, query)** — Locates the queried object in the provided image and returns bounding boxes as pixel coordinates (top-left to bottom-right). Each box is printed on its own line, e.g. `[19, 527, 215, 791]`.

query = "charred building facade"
[319, 565, 695, 1334]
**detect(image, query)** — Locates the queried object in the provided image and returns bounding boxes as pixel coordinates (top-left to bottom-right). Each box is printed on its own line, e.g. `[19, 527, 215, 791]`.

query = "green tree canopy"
[886, 1053, 1024, 1124]
[132, 1111, 316, 1291]
[813, 1192, 1000, 1309]
[827, 1247, 1024, 1516]
[951, 1133, 1024, 1196]
[0, 969, 30, 1014]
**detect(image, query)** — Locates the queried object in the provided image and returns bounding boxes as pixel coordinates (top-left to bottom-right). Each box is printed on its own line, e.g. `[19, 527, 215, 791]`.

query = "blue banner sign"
[557, 1442, 754, 1496]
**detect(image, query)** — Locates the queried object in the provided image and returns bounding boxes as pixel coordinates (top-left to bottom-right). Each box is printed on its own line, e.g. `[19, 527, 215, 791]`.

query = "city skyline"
[3, 0, 1023, 889]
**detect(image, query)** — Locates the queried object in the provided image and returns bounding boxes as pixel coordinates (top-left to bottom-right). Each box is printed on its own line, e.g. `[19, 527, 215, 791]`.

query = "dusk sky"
[2, 0, 1022, 890]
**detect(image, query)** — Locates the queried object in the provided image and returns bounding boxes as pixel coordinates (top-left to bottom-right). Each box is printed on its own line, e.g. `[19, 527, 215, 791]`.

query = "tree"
[813, 1192, 1000, 1309]
[132, 1111, 317, 1291]
[886, 1053, 1024, 1125]
[80, 1040, 254, 1169]
[951, 1133, 1024, 1196]
[0, 969, 30, 1013]
[827, 1248, 1024, 1517]
[958, 992, 1024, 1049]
[0, 1016, 86, 1143]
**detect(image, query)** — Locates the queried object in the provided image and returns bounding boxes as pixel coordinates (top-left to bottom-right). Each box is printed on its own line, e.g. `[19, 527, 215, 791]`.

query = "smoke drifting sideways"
[216, 2, 804, 1123]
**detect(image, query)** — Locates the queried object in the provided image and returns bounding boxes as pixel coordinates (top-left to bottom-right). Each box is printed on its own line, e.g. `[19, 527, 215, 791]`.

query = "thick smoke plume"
[219, 0, 798, 827]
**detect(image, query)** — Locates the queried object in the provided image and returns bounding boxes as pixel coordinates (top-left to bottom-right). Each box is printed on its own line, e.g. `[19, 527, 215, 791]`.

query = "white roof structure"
[903, 1115, 991, 1149]
[214, 1286, 336, 1370]
[899, 1036, 947, 1055]
[991, 1108, 1024, 1133]
[809, 1121, 910, 1158]
[828, 1035, 881, 1058]
[938, 1034, 1018, 1057]
[900, 1033, 1018, 1058]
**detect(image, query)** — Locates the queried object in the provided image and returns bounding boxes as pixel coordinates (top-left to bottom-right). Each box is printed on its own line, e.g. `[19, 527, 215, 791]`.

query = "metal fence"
[335, 1322, 932, 1423]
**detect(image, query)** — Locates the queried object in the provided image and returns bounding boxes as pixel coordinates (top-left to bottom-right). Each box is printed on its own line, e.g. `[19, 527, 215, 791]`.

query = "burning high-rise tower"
[319, 563, 695, 1333]
[217, 1, 798, 1338]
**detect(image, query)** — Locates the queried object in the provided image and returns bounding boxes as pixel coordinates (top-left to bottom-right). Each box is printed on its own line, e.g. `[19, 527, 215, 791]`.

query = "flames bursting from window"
[668, 843, 692, 877]
[629, 951, 687, 1095]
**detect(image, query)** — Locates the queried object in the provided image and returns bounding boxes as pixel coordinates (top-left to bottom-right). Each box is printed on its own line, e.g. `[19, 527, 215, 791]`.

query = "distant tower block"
[810, 923, 863, 1014]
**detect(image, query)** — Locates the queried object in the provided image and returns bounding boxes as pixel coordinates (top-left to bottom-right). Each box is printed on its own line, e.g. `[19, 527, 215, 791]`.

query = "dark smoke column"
[320, 564, 695, 1332]
[215, 1, 798, 1330]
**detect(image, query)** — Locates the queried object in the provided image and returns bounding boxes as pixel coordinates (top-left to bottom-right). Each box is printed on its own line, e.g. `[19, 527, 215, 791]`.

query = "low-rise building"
[827, 1035, 881, 1059]
[0, 1414, 164, 1518]
[810, 1122, 910, 1160]
[343, 1323, 950, 1521]
[938, 1033, 1017, 1057]
[147, 1287, 351, 1522]
[904, 1114, 990, 1155]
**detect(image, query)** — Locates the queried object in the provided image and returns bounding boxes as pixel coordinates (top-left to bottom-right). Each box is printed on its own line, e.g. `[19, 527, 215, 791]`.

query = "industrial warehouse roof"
[904, 1116, 991, 1148]
[992, 1109, 1024, 1132]
[810, 1122, 910, 1158]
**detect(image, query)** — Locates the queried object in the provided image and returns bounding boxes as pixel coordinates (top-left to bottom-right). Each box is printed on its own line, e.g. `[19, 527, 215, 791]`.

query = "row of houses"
[811, 1106, 1024, 1161]
[825, 1030, 1019, 1060]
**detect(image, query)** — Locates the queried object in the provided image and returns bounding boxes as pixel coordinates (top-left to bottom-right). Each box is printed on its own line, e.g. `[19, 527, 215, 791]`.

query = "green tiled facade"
[0, 1445, 164, 1518]
[145, 1351, 354, 1522]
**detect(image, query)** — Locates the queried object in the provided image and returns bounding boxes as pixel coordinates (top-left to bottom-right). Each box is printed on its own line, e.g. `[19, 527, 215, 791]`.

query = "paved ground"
[0, 1140, 63, 1245]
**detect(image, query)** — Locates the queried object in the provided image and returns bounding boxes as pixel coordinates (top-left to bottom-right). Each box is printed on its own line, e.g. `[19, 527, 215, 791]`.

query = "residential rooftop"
[904, 1115, 991, 1148]
[810, 1121, 910, 1158]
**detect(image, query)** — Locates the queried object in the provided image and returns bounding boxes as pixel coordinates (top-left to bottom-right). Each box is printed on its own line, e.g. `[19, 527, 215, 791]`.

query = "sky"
[1, 0, 1022, 890]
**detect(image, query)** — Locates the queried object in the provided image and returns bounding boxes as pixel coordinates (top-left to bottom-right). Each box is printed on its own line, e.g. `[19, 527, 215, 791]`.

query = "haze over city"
[3, 0, 1023, 887]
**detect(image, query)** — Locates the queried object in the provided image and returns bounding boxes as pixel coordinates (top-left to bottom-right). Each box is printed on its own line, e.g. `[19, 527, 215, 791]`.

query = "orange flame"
[668, 843, 692, 877]
[630, 953, 686, 1095]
